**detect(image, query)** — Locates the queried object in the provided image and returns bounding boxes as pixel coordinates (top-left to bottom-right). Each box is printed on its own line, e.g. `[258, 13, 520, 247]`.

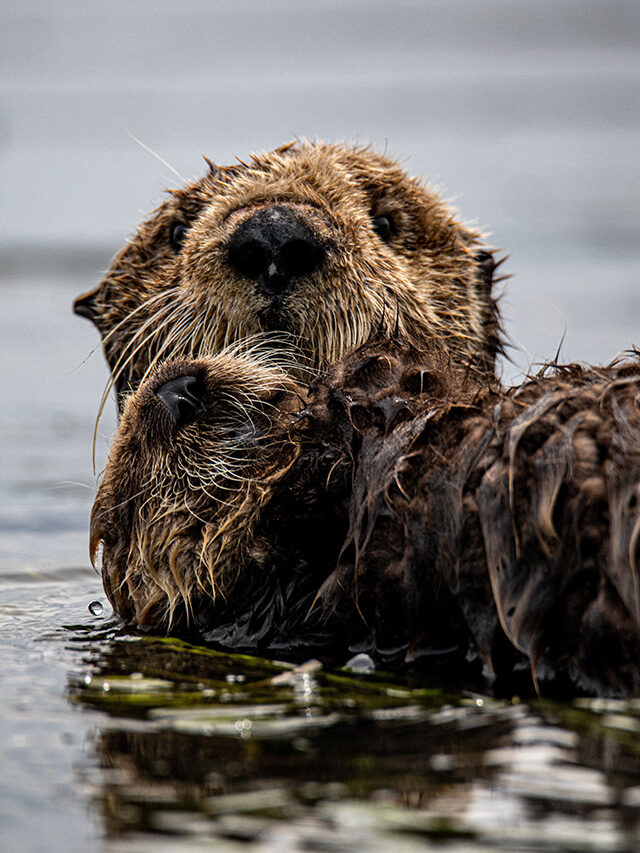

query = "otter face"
[74, 141, 500, 412]
[90, 353, 300, 629]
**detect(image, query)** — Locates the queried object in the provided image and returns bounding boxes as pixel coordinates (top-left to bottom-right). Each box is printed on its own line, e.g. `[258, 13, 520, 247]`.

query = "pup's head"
[90, 350, 300, 629]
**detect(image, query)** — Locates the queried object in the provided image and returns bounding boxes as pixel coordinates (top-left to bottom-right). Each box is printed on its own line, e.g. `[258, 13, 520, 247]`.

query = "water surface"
[4, 567, 640, 852]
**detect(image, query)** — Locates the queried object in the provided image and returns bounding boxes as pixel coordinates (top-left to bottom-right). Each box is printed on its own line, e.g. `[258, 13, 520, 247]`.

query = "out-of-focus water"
[0, 274, 115, 572]
[2, 2, 640, 851]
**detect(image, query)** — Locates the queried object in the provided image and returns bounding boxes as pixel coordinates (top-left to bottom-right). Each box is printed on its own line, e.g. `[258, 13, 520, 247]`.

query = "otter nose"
[227, 205, 324, 297]
[155, 375, 205, 426]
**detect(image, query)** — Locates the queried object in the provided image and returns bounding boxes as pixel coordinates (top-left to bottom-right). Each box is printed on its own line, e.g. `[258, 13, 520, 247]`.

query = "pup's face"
[74, 141, 498, 412]
[90, 353, 300, 628]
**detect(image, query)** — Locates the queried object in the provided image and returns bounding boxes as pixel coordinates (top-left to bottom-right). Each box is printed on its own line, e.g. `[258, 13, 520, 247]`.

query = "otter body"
[74, 142, 500, 411]
[92, 341, 640, 697]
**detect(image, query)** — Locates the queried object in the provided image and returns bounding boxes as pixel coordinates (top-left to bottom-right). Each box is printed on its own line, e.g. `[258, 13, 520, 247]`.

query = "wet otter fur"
[90, 346, 358, 656]
[73, 141, 501, 413]
[92, 340, 640, 697]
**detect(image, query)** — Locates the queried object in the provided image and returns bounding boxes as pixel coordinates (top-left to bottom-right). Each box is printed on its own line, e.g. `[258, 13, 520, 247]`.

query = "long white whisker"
[127, 133, 186, 182]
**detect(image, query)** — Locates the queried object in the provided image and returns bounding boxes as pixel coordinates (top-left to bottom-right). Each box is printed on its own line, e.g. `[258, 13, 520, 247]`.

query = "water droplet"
[344, 653, 375, 673]
[154, 759, 171, 776]
[88, 600, 103, 616]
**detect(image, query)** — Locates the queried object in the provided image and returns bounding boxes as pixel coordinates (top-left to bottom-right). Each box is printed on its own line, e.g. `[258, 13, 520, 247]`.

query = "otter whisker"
[93, 298, 180, 428]
[138, 313, 198, 387]
[103, 289, 177, 349]
[93, 303, 185, 446]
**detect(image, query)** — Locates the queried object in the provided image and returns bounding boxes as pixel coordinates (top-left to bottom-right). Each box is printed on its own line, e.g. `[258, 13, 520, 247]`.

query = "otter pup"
[73, 141, 501, 413]
[90, 346, 359, 657]
[92, 342, 640, 697]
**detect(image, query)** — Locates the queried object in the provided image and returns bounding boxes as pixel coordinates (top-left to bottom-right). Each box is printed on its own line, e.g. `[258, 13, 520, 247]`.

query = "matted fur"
[74, 141, 502, 414]
[90, 351, 303, 629]
[93, 341, 640, 696]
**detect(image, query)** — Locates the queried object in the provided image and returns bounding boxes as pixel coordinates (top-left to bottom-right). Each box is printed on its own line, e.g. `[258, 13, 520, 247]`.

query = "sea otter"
[73, 141, 502, 413]
[90, 345, 359, 659]
[91, 340, 640, 697]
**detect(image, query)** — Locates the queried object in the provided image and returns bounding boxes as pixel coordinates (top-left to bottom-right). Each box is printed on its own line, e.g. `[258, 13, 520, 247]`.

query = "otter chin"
[93, 340, 640, 697]
[73, 141, 502, 413]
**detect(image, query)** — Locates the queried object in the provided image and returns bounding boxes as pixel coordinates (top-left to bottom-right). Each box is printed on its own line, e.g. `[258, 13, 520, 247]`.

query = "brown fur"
[74, 141, 501, 413]
[90, 350, 303, 629]
[92, 341, 640, 696]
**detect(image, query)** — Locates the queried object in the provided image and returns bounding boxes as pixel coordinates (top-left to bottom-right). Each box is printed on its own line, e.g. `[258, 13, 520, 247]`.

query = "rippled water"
[4, 569, 640, 852]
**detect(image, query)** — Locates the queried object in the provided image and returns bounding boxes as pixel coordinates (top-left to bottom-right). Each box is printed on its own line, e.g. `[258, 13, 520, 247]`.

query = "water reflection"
[68, 633, 640, 850]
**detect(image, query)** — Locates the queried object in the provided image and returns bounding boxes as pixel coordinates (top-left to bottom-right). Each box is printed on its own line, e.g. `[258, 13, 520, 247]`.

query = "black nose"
[155, 375, 206, 426]
[227, 205, 325, 297]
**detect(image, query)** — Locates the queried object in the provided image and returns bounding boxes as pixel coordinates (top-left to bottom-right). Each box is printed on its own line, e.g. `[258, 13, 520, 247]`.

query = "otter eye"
[170, 222, 189, 251]
[372, 214, 394, 243]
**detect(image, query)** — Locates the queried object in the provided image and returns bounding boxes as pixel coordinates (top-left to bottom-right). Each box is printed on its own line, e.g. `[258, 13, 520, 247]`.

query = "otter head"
[74, 141, 501, 413]
[90, 351, 301, 630]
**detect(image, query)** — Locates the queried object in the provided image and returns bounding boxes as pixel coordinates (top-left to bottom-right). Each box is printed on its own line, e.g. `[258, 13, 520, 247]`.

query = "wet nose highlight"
[155, 375, 206, 425]
[227, 205, 325, 296]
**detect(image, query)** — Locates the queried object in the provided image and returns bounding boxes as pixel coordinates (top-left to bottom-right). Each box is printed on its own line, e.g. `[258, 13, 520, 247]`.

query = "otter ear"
[202, 155, 219, 177]
[73, 287, 101, 327]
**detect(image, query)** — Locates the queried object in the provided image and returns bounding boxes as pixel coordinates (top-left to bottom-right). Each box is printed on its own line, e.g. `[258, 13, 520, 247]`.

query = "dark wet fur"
[95, 341, 640, 697]
[303, 342, 640, 697]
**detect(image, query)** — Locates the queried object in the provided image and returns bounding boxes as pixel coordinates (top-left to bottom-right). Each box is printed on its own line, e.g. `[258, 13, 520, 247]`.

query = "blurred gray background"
[1, 0, 639, 570]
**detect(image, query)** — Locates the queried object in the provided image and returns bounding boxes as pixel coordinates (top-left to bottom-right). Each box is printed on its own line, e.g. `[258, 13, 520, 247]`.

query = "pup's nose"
[155, 375, 205, 426]
[227, 205, 325, 297]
